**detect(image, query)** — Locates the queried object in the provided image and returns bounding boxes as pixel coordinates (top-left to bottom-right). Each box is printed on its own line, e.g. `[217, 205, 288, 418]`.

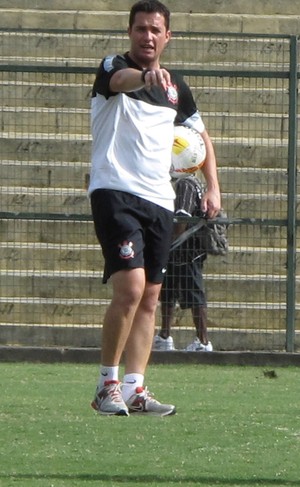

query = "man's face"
[128, 11, 171, 68]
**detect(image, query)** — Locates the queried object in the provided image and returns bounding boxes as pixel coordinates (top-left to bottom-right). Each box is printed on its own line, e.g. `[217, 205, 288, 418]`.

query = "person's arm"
[199, 129, 221, 219]
[109, 68, 145, 92]
[173, 73, 221, 219]
[109, 67, 171, 93]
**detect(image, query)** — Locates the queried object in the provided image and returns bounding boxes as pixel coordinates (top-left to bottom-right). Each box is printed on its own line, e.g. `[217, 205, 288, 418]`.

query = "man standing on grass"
[89, 0, 221, 416]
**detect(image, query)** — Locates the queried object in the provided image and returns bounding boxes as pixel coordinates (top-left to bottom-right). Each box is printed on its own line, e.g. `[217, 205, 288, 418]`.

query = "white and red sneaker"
[126, 386, 176, 416]
[91, 380, 129, 416]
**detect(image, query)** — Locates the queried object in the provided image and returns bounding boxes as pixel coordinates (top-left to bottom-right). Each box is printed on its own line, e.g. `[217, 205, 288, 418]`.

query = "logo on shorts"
[119, 241, 134, 259]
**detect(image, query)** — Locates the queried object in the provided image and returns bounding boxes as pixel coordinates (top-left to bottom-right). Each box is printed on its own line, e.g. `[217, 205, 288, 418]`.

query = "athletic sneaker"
[152, 335, 175, 351]
[91, 380, 129, 416]
[126, 386, 176, 416]
[185, 338, 213, 352]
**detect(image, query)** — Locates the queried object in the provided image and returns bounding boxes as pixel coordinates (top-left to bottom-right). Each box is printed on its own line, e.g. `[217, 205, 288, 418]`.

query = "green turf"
[0, 363, 299, 487]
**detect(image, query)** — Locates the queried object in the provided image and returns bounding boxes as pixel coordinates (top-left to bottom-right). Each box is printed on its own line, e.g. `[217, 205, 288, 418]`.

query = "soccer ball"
[170, 125, 206, 178]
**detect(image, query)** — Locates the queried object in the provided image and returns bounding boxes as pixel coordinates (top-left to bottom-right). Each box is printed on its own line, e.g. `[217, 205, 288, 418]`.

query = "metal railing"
[0, 30, 299, 352]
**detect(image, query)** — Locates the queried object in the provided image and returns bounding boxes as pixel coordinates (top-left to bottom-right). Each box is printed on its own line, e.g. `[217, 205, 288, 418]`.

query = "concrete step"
[224, 193, 288, 220]
[0, 296, 291, 330]
[0, 219, 97, 245]
[192, 86, 290, 117]
[1, 80, 93, 110]
[207, 113, 289, 140]
[1, 107, 91, 136]
[0, 243, 102, 273]
[214, 138, 289, 169]
[0, 0, 298, 16]
[0, 0, 133, 9]
[1, 70, 287, 93]
[1, 323, 297, 352]
[0, 8, 299, 34]
[0, 161, 90, 190]
[0, 187, 90, 215]
[0, 107, 290, 140]
[205, 247, 289, 276]
[0, 270, 107, 300]
[1, 163, 292, 195]
[0, 135, 290, 169]
[169, 303, 292, 332]
[0, 186, 290, 219]
[0, 31, 292, 68]
[1, 80, 290, 116]
[218, 168, 290, 195]
[0, 219, 288, 248]
[0, 134, 91, 164]
[0, 270, 292, 301]
[0, 242, 292, 275]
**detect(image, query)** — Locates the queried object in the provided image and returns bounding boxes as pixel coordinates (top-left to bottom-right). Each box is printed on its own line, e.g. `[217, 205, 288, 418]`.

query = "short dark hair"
[129, 0, 170, 30]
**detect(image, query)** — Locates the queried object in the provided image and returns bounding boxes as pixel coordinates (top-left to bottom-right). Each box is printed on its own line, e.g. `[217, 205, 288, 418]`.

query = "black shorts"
[91, 189, 174, 284]
[160, 259, 206, 309]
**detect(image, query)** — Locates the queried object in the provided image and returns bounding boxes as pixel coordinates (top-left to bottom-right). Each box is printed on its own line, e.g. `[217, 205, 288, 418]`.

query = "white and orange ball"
[170, 125, 206, 178]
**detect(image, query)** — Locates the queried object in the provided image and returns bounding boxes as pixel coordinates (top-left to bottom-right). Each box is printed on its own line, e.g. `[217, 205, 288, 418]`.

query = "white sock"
[98, 365, 119, 388]
[122, 373, 144, 402]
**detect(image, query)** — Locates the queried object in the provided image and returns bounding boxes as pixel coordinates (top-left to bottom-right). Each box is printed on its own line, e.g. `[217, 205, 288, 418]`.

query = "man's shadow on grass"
[0, 473, 299, 485]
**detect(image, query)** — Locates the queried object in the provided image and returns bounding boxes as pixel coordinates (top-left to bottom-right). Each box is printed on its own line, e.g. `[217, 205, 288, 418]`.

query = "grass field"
[1, 362, 299, 487]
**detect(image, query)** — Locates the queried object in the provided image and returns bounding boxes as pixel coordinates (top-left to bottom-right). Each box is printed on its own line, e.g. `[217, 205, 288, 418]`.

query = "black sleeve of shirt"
[92, 54, 129, 99]
[171, 72, 198, 124]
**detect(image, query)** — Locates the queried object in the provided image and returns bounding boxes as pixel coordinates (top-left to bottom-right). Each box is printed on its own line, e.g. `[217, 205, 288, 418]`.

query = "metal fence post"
[286, 35, 298, 352]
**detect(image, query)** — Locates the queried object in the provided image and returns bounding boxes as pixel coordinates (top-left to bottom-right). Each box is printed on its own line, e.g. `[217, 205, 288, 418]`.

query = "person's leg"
[121, 280, 176, 416]
[90, 189, 147, 390]
[101, 268, 146, 366]
[121, 207, 175, 415]
[152, 299, 176, 351]
[91, 267, 145, 416]
[152, 301, 176, 351]
[159, 301, 175, 338]
[124, 280, 162, 374]
[159, 261, 177, 338]
[152, 261, 177, 351]
[191, 305, 209, 345]
[182, 260, 212, 352]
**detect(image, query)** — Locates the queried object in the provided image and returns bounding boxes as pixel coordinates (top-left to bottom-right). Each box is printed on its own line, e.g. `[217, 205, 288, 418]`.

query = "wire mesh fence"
[0, 29, 299, 352]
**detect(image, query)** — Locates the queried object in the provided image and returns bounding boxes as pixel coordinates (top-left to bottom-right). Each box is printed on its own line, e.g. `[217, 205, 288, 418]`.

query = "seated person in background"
[153, 173, 213, 352]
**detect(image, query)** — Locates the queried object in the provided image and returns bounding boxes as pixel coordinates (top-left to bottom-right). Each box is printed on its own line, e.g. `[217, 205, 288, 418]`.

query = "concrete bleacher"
[0, 0, 299, 351]
[0, 0, 300, 34]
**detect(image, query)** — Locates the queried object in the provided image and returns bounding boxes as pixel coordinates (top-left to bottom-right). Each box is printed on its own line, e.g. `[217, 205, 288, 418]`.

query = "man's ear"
[165, 30, 171, 46]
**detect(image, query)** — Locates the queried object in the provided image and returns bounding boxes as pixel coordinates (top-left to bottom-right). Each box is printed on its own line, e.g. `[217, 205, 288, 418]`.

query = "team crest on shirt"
[119, 241, 135, 259]
[166, 83, 178, 105]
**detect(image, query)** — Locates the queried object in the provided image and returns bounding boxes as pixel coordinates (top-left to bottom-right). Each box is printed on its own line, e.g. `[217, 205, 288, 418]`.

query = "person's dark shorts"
[91, 189, 174, 284]
[160, 259, 206, 309]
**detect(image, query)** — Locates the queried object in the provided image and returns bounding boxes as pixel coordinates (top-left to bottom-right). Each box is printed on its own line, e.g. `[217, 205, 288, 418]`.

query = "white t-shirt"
[89, 53, 205, 211]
